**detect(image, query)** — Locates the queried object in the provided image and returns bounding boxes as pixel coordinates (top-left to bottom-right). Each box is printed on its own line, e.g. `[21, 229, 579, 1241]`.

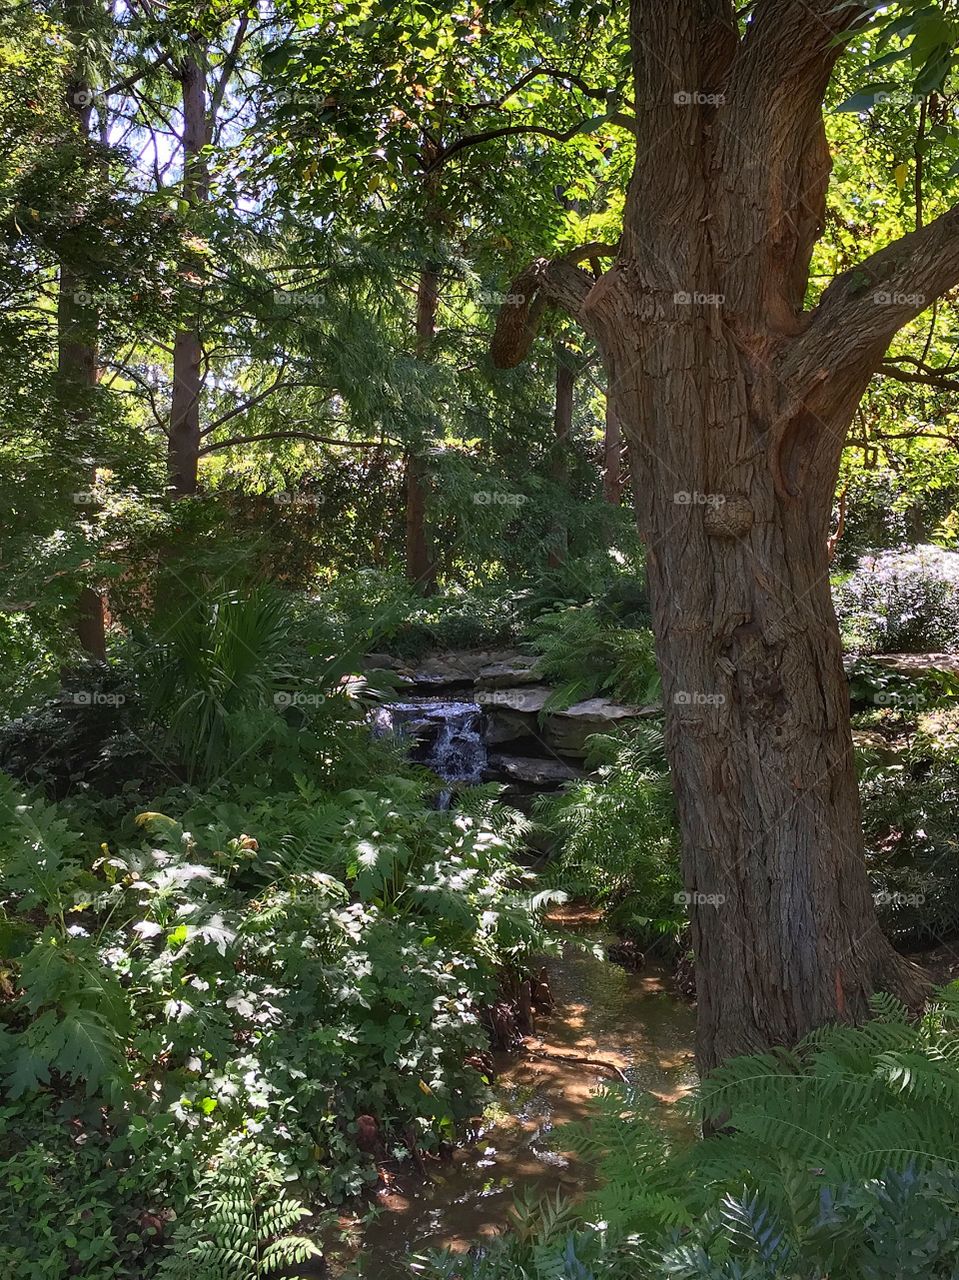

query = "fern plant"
[525, 603, 660, 710]
[159, 1140, 320, 1280]
[538, 726, 684, 950]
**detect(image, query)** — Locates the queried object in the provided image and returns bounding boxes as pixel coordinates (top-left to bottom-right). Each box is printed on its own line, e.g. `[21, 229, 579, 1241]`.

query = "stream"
[338, 697, 697, 1276]
[328, 908, 697, 1277]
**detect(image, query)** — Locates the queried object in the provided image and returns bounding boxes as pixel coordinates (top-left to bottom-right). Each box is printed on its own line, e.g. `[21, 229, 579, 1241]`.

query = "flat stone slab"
[476, 685, 553, 713]
[408, 649, 535, 688]
[844, 652, 959, 676]
[488, 753, 583, 786]
[475, 656, 542, 688]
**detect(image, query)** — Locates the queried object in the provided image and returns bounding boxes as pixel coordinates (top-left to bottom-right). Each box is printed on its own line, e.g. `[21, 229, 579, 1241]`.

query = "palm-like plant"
[142, 586, 293, 784]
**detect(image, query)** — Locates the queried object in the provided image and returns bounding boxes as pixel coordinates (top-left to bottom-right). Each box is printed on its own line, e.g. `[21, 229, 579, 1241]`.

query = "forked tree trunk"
[169, 49, 209, 497]
[491, 0, 959, 1070]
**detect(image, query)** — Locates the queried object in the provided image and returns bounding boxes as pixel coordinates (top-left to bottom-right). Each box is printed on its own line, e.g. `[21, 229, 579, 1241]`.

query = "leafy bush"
[835, 545, 959, 654]
[0, 661, 150, 796]
[416, 990, 959, 1280]
[0, 765, 555, 1276]
[537, 727, 683, 951]
[859, 750, 959, 946]
[310, 571, 522, 659]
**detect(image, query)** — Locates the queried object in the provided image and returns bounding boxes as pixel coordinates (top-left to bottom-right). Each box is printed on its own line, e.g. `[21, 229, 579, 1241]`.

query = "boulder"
[475, 685, 553, 714]
[476, 685, 553, 747]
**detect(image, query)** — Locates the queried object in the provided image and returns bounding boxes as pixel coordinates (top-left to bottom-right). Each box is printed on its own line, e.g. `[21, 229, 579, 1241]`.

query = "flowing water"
[328, 908, 697, 1277]
[372, 698, 488, 806]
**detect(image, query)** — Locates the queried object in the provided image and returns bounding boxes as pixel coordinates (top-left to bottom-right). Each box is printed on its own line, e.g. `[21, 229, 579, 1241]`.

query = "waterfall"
[373, 698, 488, 805]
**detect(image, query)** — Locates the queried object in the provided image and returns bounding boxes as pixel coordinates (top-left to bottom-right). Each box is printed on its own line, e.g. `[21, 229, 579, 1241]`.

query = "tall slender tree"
[59, 0, 106, 658]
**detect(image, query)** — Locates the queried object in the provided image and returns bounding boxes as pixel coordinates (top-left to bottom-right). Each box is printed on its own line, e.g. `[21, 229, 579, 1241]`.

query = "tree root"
[522, 1044, 628, 1083]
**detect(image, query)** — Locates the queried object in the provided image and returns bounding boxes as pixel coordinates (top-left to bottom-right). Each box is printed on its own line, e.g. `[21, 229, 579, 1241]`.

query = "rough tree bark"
[491, 0, 951, 1072]
[168, 45, 210, 497]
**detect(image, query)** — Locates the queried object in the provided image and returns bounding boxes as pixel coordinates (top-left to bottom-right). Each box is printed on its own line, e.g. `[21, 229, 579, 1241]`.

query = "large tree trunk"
[169, 49, 209, 497]
[605, 330, 924, 1071]
[491, 0, 955, 1070]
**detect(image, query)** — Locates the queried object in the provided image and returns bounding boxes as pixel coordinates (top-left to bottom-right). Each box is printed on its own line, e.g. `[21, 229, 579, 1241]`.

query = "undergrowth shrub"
[0, 765, 556, 1276]
[859, 749, 959, 946]
[0, 661, 148, 796]
[836, 545, 959, 654]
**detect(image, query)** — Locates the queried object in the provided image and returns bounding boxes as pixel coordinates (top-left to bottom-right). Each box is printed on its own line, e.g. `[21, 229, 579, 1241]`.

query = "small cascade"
[373, 698, 488, 804]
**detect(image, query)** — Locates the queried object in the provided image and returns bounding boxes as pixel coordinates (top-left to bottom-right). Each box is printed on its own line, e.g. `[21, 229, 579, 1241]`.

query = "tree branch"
[200, 369, 313, 436]
[786, 202, 959, 390]
[198, 430, 401, 456]
[489, 245, 618, 369]
[878, 362, 959, 394]
[429, 117, 635, 171]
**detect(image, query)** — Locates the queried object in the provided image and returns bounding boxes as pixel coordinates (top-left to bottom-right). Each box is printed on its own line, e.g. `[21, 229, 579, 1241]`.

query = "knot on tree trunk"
[703, 493, 754, 537]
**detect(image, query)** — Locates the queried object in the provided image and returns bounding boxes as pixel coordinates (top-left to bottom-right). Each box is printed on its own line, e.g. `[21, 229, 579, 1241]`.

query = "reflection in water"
[331, 917, 696, 1277]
